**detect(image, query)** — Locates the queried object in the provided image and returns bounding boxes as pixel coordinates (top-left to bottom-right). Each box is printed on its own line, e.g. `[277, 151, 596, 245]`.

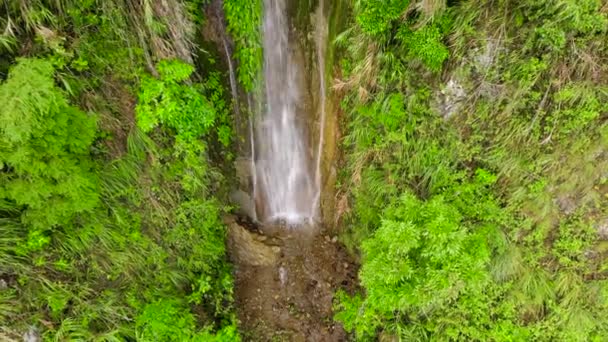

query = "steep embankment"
[219, 0, 358, 339]
[333, 1, 608, 341]
[1, 1, 238, 340]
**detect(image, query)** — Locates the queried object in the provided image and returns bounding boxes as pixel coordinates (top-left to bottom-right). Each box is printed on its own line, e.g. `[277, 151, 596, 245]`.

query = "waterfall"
[221, 36, 240, 118]
[247, 94, 258, 222]
[313, 0, 328, 218]
[253, 0, 316, 224]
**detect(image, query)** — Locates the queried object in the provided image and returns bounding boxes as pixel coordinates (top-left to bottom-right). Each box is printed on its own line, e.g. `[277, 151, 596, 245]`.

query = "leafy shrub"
[398, 23, 450, 72]
[547, 0, 606, 35]
[0, 10, 238, 341]
[550, 84, 605, 138]
[338, 0, 608, 340]
[534, 23, 567, 52]
[136, 60, 217, 140]
[355, 0, 410, 36]
[136, 298, 198, 341]
[0, 58, 99, 231]
[336, 171, 508, 340]
[136, 298, 240, 341]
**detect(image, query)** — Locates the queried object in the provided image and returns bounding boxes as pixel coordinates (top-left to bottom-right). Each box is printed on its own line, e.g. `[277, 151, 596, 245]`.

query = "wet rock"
[584, 249, 598, 259]
[23, 327, 40, 342]
[279, 266, 287, 285]
[474, 40, 499, 71]
[226, 219, 280, 266]
[229, 189, 256, 220]
[234, 157, 252, 189]
[595, 219, 608, 240]
[438, 78, 466, 119]
[556, 195, 577, 215]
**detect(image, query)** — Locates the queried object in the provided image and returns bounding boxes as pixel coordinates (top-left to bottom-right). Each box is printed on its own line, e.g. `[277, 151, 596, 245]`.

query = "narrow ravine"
[224, 0, 357, 339]
[252, 0, 317, 224]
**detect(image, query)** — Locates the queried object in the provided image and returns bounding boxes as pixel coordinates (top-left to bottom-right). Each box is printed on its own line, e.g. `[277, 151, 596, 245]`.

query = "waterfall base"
[226, 217, 357, 340]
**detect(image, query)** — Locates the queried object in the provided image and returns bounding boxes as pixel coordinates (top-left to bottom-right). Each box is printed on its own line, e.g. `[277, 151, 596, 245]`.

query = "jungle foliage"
[0, 0, 239, 340]
[336, 0, 608, 341]
[2, 0, 608, 340]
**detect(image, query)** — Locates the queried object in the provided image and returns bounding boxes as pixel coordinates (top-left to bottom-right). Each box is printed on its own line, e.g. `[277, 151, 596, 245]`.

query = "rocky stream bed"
[225, 216, 357, 341]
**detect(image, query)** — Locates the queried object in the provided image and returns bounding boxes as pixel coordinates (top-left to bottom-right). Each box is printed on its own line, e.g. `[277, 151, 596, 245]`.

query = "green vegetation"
[2, 0, 608, 340]
[0, 59, 99, 232]
[335, 0, 608, 340]
[1, 1, 238, 340]
[223, 0, 263, 91]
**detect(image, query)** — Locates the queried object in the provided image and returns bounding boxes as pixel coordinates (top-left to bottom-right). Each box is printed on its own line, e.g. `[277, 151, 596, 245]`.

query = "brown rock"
[226, 219, 280, 266]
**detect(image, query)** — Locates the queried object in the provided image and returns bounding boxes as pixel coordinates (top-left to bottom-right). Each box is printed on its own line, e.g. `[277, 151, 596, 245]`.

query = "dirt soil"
[228, 218, 358, 341]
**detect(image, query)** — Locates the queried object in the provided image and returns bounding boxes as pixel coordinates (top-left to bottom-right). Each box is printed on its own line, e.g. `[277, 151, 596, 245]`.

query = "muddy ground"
[226, 216, 358, 341]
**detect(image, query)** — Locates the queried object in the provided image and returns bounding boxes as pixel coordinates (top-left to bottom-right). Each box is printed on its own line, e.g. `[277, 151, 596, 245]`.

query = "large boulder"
[225, 217, 280, 266]
[229, 189, 257, 220]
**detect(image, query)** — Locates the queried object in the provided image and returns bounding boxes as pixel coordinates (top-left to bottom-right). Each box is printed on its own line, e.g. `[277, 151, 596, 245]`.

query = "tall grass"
[335, 0, 608, 339]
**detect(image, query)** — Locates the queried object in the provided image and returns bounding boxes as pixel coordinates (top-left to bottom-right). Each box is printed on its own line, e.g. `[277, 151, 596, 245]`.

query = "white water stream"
[222, 36, 239, 118]
[252, 0, 321, 224]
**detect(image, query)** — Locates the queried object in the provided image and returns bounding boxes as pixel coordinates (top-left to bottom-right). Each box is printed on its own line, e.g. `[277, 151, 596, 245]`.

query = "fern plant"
[0, 58, 99, 233]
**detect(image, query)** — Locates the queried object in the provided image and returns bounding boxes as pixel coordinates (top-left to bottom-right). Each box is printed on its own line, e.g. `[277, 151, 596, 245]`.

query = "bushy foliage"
[136, 298, 200, 341]
[135, 297, 239, 341]
[338, 172, 513, 340]
[337, 0, 608, 340]
[137, 60, 218, 140]
[355, 0, 410, 36]
[0, 57, 238, 340]
[0, 2, 239, 340]
[136, 59, 232, 194]
[0, 58, 98, 232]
[350, 0, 449, 73]
[342, 91, 457, 245]
[398, 22, 450, 72]
[136, 298, 239, 341]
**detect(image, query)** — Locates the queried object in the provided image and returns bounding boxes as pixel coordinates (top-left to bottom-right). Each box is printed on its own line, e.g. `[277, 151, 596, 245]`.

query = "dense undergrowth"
[335, 0, 608, 340]
[3, 0, 608, 340]
[0, 0, 239, 340]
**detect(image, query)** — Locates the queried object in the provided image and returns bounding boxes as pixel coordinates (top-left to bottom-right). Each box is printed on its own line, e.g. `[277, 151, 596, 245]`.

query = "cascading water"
[253, 0, 317, 224]
[221, 36, 239, 118]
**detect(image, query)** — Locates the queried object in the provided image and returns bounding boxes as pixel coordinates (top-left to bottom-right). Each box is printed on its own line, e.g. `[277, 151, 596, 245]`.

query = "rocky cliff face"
[209, 0, 348, 227]
[272, 0, 348, 228]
